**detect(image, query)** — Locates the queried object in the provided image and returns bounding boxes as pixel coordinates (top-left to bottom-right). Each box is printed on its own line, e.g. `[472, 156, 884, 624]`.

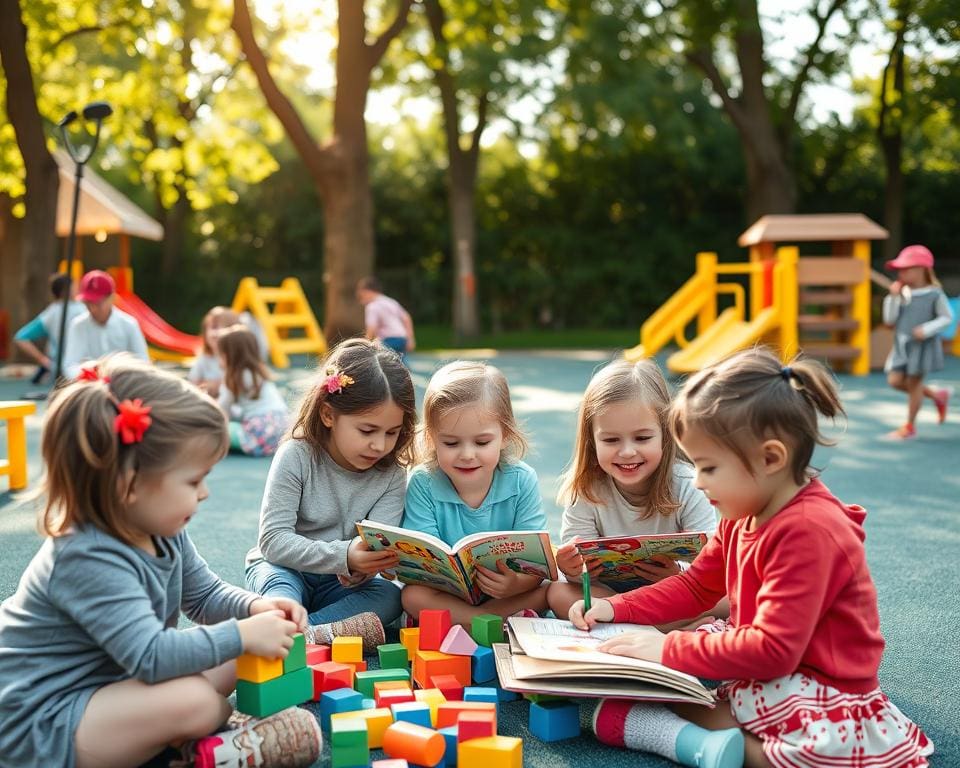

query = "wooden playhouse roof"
[738, 214, 888, 247]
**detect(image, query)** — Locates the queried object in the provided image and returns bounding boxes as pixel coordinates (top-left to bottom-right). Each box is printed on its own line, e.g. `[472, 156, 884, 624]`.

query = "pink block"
[439, 624, 479, 656]
[371, 760, 410, 768]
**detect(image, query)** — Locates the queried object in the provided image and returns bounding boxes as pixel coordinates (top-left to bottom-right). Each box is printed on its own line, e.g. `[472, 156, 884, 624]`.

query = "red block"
[436, 701, 497, 730]
[457, 710, 496, 741]
[378, 688, 417, 709]
[419, 609, 452, 651]
[430, 674, 464, 701]
[310, 661, 354, 699]
[305, 644, 331, 665]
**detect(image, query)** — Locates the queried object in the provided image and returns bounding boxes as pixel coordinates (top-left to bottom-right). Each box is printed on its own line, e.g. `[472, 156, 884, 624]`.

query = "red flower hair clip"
[76, 365, 110, 384]
[114, 398, 153, 444]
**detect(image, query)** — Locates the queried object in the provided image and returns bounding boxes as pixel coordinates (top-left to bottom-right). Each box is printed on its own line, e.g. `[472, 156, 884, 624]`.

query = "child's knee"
[172, 677, 230, 737]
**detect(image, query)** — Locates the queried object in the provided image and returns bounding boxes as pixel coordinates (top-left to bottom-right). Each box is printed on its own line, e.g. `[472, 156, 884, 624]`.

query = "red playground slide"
[114, 290, 201, 356]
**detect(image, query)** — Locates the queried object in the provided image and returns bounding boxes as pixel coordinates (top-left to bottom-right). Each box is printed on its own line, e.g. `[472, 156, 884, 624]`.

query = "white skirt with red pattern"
[717, 673, 933, 767]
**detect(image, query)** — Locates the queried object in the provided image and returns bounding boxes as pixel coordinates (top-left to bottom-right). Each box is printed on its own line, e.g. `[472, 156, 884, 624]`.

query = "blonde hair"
[418, 360, 528, 467]
[199, 305, 236, 355]
[289, 338, 417, 469]
[557, 358, 679, 516]
[40, 354, 228, 545]
[669, 347, 844, 485]
[218, 324, 271, 400]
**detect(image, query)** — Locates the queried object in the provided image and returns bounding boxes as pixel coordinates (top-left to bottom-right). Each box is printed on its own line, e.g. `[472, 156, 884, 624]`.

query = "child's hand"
[555, 540, 585, 580]
[912, 327, 925, 341]
[569, 597, 614, 630]
[475, 562, 542, 599]
[889, 280, 902, 297]
[347, 537, 400, 575]
[337, 572, 372, 587]
[238, 610, 298, 659]
[631, 555, 680, 583]
[250, 597, 307, 632]
[597, 630, 667, 662]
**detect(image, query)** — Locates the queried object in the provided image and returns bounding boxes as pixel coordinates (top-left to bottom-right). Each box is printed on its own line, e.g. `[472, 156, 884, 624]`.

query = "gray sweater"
[0, 526, 255, 767]
[246, 439, 406, 575]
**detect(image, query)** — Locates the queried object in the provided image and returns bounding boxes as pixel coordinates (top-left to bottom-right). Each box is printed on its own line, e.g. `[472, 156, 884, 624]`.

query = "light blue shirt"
[402, 461, 546, 546]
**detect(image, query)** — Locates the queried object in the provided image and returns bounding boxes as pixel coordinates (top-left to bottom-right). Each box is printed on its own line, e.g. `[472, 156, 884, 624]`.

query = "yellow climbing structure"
[232, 277, 327, 369]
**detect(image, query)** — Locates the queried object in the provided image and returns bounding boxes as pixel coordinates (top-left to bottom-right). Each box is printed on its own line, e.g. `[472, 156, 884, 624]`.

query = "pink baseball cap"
[76, 270, 116, 302]
[885, 244, 934, 271]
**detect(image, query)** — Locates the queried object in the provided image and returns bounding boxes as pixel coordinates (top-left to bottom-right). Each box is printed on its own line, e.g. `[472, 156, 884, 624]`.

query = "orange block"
[236, 653, 283, 683]
[382, 721, 445, 767]
[345, 659, 368, 674]
[435, 701, 497, 730]
[412, 650, 471, 689]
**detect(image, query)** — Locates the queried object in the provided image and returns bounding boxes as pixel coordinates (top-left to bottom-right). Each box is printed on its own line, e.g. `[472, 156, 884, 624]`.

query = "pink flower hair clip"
[322, 367, 355, 395]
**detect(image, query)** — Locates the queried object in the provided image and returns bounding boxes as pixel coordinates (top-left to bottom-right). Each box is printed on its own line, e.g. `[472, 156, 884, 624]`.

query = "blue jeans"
[245, 560, 402, 626]
[380, 337, 408, 364]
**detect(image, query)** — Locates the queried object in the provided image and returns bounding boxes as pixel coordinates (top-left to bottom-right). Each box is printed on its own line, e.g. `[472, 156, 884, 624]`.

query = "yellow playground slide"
[665, 306, 780, 374]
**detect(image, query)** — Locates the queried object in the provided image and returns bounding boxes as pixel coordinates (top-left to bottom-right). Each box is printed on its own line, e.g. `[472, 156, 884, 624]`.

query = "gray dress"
[883, 287, 952, 375]
[0, 526, 255, 767]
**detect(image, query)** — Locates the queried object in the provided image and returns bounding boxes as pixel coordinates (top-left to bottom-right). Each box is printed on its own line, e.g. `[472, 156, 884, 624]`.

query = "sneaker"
[398, 610, 417, 629]
[932, 387, 952, 424]
[592, 698, 633, 748]
[187, 707, 322, 768]
[305, 612, 385, 654]
[882, 424, 917, 441]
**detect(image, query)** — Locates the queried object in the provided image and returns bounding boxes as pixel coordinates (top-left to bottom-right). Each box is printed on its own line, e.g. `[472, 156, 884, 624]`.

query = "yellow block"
[330, 707, 393, 749]
[459, 736, 523, 768]
[413, 688, 447, 727]
[0, 401, 36, 491]
[331, 636, 363, 663]
[399, 627, 420, 656]
[235, 653, 283, 683]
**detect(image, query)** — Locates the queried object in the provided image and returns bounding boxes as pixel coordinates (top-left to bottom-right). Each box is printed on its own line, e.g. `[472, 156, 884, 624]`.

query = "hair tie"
[780, 366, 793, 382]
[322, 367, 355, 394]
[76, 365, 152, 443]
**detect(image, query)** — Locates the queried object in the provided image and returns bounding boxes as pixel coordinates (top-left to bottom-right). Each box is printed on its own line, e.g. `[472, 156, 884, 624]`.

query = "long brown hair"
[557, 358, 678, 516]
[669, 347, 844, 484]
[40, 354, 228, 545]
[289, 338, 417, 469]
[417, 360, 528, 468]
[218, 325, 271, 400]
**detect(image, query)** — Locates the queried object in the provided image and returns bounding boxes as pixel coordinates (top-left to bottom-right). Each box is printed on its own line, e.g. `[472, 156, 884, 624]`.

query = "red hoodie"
[607, 479, 885, 693]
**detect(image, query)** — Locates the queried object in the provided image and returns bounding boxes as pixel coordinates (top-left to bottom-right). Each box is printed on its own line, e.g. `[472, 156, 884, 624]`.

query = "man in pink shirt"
[356, 276, 416, 362]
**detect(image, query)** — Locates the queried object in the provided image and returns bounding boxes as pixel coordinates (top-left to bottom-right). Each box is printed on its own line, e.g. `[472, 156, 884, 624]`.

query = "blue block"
[390, 701, 433, 728]
[529, 700, 581, 742]
[319, 687, 364, 731]
[361, 697, 376, 709]
[439, 725, 458, 767]
[463, 686, 499, 716]
[495, 685, 520, 702]
[471, 646, 496, 684]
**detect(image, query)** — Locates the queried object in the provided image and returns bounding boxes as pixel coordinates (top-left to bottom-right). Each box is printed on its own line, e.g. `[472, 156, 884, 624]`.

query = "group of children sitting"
[0, 333, 935, 768]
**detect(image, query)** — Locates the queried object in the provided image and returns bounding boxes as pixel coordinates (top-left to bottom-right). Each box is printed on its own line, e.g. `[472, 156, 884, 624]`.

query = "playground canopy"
[53, 149, 163, 242]
[738, 214, 888, 246]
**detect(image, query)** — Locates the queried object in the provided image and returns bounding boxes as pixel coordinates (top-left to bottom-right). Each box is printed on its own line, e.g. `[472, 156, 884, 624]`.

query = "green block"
[471, 614, 504, 647]
[524, 692, 567, 703]
[353, 667, 410, 698]
[236, 666, 312, 717]
[283, 632, 306, 673]
[331, 719, 368, 768]
[378, 642, 409, 669]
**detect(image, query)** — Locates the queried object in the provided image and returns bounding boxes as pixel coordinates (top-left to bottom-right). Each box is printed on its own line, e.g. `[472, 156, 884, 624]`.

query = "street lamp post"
[51, 101, 113, 384]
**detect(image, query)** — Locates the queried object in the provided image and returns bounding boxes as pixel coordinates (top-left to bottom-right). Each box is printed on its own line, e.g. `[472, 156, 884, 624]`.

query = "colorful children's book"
[575, 532, 710, 590]
[494, 617, 715, 705]
[356, 520, 558, 605]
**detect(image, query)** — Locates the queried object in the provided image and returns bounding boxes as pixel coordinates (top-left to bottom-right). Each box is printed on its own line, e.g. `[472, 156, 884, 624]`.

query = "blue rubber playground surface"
[1, 349, 957, 767]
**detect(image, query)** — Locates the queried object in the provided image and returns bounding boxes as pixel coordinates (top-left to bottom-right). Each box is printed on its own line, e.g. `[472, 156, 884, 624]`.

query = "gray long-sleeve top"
[245, 438, 406, 575]
[0, 525, 256, 767]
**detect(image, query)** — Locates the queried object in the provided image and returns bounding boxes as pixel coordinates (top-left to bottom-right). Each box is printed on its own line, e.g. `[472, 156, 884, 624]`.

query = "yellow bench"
[0, 401, 37, 491]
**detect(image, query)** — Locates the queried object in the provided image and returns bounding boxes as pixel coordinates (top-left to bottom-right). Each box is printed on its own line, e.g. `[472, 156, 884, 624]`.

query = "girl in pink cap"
[882, 244, 953, 440]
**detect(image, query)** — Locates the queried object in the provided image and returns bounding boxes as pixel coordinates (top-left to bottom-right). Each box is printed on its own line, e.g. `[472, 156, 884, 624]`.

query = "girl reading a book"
[570, 348, 933, 768]
[400, 360, 550, 627]
[547, 358, 717, 620]
[245, 338, 417, 648]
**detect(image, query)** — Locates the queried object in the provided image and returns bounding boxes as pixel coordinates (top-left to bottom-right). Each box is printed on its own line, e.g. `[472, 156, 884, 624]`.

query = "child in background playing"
[0, 355, 321, 768]
[13, 272, 85, 383]
[401, 360, 549, 628]
[189, 306, 271, 396]
[881, 244, 953, 440]
[572, 348, 932, 768]
[217, 325, 289, 457]
[245, 339, 415, 646]
[547, 359, 717, 620]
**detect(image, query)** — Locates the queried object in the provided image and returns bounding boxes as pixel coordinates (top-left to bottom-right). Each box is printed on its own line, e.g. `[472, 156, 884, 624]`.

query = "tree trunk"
[0, 195, 27, 346]
[448, 154, 480, 339]
[877, 4, 909, 263]
[741, 129, 797, 221]
[158, 188, 190, 280]
[0, 0, 60, 319]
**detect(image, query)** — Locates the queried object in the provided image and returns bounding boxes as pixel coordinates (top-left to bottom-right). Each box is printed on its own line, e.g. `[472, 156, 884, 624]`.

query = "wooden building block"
[330, 707, 393, 749]
[382, 721, 446, 768]
[414, 688, 447, 726]
[355, 668, 411, 698]
[470, 615, 504, 647]
[458, 736, 522, 768]
[332, 636, 363, 663]
[436, 701, 497, 730]
[377, 688, 417, 709]
[379, 642, 410, 668]
[310, 661, 354, 698]
[440, 625, 479, 656]
[306, 643, 331, 666]
[419, 609, 452, 651]
[529, 700, 580, 742]
[399, 627, 420, 656]
[282, 633, 306, 673]
[236, 666, 312, 717]
[320, 687, 364, 731]
[413, 649, 471, 689]
[430, 674, 464, 701]
[471, 647, 496, 684]
[330, 717, 368, 768]
[390, 701, 433, 728]
[235, 653, 283, 683]
[457, 709, 496, 741]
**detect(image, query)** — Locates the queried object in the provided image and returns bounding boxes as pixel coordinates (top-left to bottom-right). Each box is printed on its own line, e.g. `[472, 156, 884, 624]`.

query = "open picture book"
[575, 531, 710, 590]
[494, 616, 715, 706]
[355, 520, 558, 605]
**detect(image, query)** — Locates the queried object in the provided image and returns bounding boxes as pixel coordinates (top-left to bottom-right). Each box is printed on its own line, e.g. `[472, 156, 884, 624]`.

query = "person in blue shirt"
[400, 360, 549, 627]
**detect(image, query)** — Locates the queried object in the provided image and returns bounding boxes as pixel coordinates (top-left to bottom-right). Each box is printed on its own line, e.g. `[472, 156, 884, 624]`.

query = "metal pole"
[52, 160, 83, 383]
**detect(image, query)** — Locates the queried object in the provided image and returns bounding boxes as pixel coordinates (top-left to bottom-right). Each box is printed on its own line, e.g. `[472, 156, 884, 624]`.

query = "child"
[189, 306, 271, 396]
[570, 348, 933, 768]
[245, 338, 415, 639]
[881, 244, 953, 440]
[401, 360, 549, 628]
[217, 324, 289, 457]
[357, 275, 416, 362]
[547, 359, 717, 620]
[13, 272, 85, 383]
[0, 355, 323, 768]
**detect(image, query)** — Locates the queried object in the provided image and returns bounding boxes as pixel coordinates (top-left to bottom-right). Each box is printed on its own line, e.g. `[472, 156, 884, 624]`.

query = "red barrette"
[77, 365, 110, 384]
[114, 399, 152, 444]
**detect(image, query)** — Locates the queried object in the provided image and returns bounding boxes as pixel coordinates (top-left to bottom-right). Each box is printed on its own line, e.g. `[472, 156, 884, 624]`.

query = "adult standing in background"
[356, 276, 416, 362]
[61, 270, 149, 378]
